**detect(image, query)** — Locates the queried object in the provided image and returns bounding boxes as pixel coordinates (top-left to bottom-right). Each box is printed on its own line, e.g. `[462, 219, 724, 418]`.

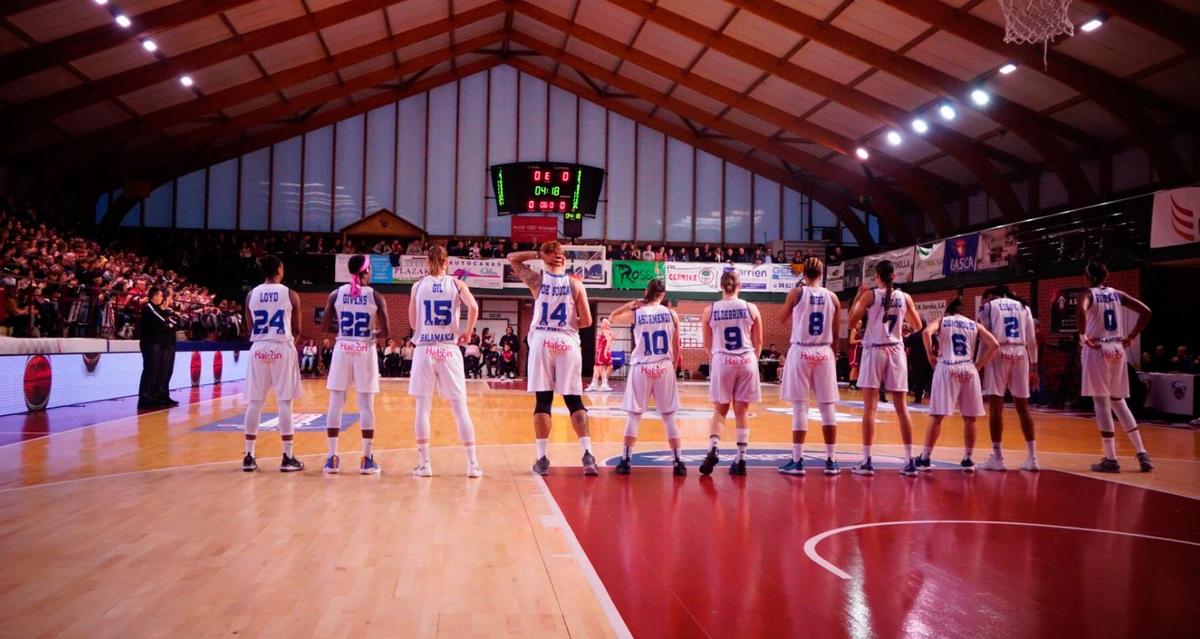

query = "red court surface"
[545, 469, 1200, 639]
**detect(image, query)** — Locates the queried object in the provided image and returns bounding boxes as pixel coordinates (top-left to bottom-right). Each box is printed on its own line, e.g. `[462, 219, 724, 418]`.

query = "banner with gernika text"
[665, 263, 721, 293]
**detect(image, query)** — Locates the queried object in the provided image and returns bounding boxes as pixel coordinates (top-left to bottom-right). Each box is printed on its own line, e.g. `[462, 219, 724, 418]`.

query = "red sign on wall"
[510, 216, 559, 245]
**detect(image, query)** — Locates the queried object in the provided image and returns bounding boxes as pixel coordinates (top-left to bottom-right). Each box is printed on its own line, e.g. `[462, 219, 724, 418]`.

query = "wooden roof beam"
[0, 0, 260, 87]
[872, 0, 1188, 184]
[515, 1, 956, 234]
[1086, 0, 1200, 56]
[720, 0, 1096, 207]
[510, 31, 913, 243]
[504, 58, 877, 248]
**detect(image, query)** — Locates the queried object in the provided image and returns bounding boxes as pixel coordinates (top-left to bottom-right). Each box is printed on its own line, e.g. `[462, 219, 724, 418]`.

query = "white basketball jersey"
[710, 298, 755, 356]
[248, 282, 292, 343]
[412, 275, 461, 345]
[980, 298, 1031, 347]
[530, 271, 577, 337]
[937, 314, 978, 365]
[791, 286, 835, 346]
[630, 304, 674, 366]
[332, 283, 377, 342]
[865, 287, 908, 346]
[1085, 286, 1124, 342]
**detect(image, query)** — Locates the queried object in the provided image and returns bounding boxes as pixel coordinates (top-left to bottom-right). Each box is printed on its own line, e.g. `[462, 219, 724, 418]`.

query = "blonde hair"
[720, 270, 739, 294]
[539, 240, 562, 256]
[427, 244, 447, 270]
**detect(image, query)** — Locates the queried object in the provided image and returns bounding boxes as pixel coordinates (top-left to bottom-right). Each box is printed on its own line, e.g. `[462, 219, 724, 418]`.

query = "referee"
[138, 287, 178, 409]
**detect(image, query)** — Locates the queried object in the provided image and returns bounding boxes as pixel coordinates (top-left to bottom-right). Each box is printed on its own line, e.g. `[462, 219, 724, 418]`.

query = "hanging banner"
[825, 263, 844, 292]
[977, 227, 1019, 271]
[612, 261, 665, 290]
[862, 247, 914, 284]
[448, 258, 505, 289]
[564, 245, 611, 289]
[368, 255, 394, 284]
[723, 264, 770, 291]
[510, 216, 559, 244]
[915, 299, 946, 325]
[768, 264, 803, 293]
[943, 234, 979, 277]
[504, 259, 543, 286]
[1150, 186, 1200, 248]
[665, 263, 721, 293]
[334, 254, 353, 283]
[842, 258, 863, 291]
[393, 255, 429, 282]
[913, 242, 946, 282]
[1049, 287, 1086, 334]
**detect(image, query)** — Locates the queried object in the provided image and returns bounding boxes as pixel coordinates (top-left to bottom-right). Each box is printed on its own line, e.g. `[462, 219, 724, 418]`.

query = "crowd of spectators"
[0, 195, 241, 340]
[1142, 345, 1200, 374]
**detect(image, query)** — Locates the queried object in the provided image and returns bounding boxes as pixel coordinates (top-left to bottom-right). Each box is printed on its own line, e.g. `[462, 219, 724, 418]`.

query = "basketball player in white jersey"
[408, 244, 482, 478]
[607, 279, 685, 476]
[320, 254, 390, 475]
[847, 260, 923, 476]
[915, 298, 999, 472]
[778, 257, 842, 476]
[1078, 261, 1153, 473]
[241, 255, 304, 472]
[976, 285, 1040, 471]
[508, 241, 598, 476]
[699, 270, 763, 476]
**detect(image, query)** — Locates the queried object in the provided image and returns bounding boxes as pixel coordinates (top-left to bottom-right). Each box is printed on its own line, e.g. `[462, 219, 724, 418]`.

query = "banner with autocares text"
[665, 263, 722, 293]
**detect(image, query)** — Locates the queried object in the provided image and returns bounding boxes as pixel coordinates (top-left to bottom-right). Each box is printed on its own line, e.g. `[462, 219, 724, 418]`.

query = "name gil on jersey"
[711, 308, 749, 321]
[341, 293, 370, 305]
[636, 312, 672, 326]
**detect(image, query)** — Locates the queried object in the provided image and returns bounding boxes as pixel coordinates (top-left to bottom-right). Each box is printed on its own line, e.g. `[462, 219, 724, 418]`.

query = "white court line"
[533, 474, 633, 639]
[0, 391, 244, 450]
[804, 520, 1200, 580]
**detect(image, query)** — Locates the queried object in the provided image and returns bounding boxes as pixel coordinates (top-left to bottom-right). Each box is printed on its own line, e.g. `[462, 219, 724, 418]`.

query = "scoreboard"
[490, 162, 604, 218]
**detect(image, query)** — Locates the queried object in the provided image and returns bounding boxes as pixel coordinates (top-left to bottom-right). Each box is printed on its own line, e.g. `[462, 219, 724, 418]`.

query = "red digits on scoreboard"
[559, 201, 566, 211]
[527, 200, 535, 211]
[561, 171, 570, 182]
[533, 170, 541, 181]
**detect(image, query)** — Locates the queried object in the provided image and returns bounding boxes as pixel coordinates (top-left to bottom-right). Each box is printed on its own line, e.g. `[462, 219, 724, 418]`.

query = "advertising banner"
[665, 263, 721, 293]
[1150, 186, 1200, 248]
[863, 247, 914, 284]
[564, 245, 611, 289]
[825, 263, 844, 292]
[510, 216, 559, 244]
[447, 258, 505, 289]
[612, 261, 665, 290]
[913, 241, 945, 282]
[915, 299, 946, 326]
[724, 264, 770, 291]
[842, 258, 863, 291]
[977, 227, 1018, 271]
[768, 264, 803, 293]
[1049, 287, 1085, 334]
[393, 255, 429, 282]
[368, 254, 394, 284]
[943, 234, 979, 277]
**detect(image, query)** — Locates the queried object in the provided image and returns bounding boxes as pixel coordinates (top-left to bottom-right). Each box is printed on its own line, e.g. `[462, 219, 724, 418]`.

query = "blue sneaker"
[323, 454, 340, 474]
[960, 457, 975, 473]
[851, 458, 875, 476]
[777, 459, 805, 475]
[823, 457, 840, 475]
[360, 456, 381, 475]
[901, 458, 919, 477]
[915, 455, 934, 472]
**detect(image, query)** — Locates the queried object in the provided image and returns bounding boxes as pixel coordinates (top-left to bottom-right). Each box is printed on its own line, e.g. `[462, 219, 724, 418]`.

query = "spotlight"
[855, 147, 870, 160]
[142, 40, 157, 53]
[886, 131, 902, 146]
[1081, 17, 1104, 32]
[938, 104, 957, 120]
[115, 14, 131, 28]
[93, 0, 109, 5]
[999, 63, 1017, 75]
[970, 89, 990, 106]
[911, 118, 929, 134]
[179, 75, 194, 87]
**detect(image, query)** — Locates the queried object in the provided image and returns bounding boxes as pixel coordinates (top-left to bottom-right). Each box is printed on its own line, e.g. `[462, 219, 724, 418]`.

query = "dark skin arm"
[374, 290, 390, 340]
[320, 291, 337, 335]
[289, 289, 302, 345]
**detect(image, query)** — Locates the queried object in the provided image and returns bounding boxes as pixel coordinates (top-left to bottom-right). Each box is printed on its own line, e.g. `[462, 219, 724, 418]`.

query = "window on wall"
[605, 113, 635, 242]
[425, 82, 457, 236]
[752, 175, 780, 243]
[395, 94, 427, 227]
[239, 147, 270, 230]
[271, 136, 301, 231]
[783, 188, 804, 241]
[365, 104, 396, 215]
[724, 164, 751, 245]
[457, 73, 487, 237]
[144, 181, 173, 228]
[303, 126, 333, 233]
[333, 115, 365, 230]
[694, 152, 723, 243]
[577, 98, 606, 240]
[175, 169, 205, 229]
[207, 160, 237, 230]
[665, 139, 694, 243]
[634, 126, 665, 243]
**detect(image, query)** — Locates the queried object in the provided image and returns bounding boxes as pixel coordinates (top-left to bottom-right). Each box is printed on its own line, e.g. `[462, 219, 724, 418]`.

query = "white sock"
[277, 401, 294, 457]
[735, 428, 749, 461]
[579, 436, 592, 455]
[709, 434, 720, 450]
[825, 443, 835, 458]
[464, 444, 477, 464]
[536, 438, 548, 459]
[282, 439, 293, 456]
[243, 399, 262, 456]
[362, 436, 374, 457]
[863, 444, 872, 460]
[792, 443, 803, 462]
[992, 442, 1003, 457]
[327, 437, 338, 456]
[1101, 437, 1117, 459]
[244, 438, 256, 456]
[1025, 440, 1036, 457]
[417, 443, 430, 464]
[903, 444, 913, 460]
[922, 445, 933, 457]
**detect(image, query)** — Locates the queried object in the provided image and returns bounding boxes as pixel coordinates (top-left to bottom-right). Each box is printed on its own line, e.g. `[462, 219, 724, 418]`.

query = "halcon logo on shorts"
[544, 339, 574, 354]
[254, 350, 283, 361]
[426, 346, 455, 361]
[338, 341, 371, 354]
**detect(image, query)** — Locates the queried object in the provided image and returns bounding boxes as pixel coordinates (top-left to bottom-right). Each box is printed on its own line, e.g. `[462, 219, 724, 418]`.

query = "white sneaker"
[412, 462, 433, 477]
[1019, 457, 1040, 472]
[585, 383, 598, 392]
[977, 454, 1007, 472]
[467, 462, 483, 478]
[600, 384, 612, 392]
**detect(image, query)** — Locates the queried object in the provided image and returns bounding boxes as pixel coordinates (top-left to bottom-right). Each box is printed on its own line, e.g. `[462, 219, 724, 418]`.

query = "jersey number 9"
[723, 327, 743, 351]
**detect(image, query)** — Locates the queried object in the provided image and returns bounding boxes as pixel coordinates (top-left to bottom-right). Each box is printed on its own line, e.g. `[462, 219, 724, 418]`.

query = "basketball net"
[999, 0, 1074, 67]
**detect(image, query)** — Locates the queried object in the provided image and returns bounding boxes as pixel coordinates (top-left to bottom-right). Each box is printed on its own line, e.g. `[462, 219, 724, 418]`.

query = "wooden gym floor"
[0, 378, 1196, 638]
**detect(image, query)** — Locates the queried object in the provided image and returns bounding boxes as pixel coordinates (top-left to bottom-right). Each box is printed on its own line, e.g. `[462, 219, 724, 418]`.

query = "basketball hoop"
[999, 0, 1074, 67]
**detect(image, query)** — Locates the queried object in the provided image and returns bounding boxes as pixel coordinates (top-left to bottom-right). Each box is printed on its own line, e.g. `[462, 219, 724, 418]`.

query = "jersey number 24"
[252, 309, 285, 335]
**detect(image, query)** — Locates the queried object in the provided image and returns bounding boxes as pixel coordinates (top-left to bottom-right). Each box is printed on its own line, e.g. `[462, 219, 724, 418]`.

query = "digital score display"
[490, 162, 604, 217]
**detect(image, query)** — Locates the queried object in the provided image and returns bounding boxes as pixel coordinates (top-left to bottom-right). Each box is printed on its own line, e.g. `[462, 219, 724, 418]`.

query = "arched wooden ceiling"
[0, 0, 1196, 241]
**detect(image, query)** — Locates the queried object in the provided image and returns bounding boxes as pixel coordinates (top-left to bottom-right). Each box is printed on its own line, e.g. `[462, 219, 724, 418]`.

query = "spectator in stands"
[775, 250, 786, 264]
[736, 246, 749, 263]
[405, 239, 424, 255]
[1142, 345, 1169, 372]
[480, 327, 495, 354]
[468, 241, 482, 259]
[383, 338, 402, 377]
[641, 244, 655, 261]
[904, 319, 932, 404]
[792, 250, 804, 265]
[300, 339, 318, 376]
[1170, 346, 1196, 373]
[499, 342, 517, 379]
[463, 340, 482, 379]
[499, 325, 519, 373]
[400, 339, 415, 377]
[691, 246, 703, 262]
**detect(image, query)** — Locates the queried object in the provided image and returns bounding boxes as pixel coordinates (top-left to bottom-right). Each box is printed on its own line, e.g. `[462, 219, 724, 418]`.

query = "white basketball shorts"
[780, 344, 839, 404]
[526, 330, 583, 396]
[408, 343, 467, 400]
[621, 361, 680, 414]
[709, 352, 762, 404]
[325, 340, 380, 394]
[246, 341, 301, 402]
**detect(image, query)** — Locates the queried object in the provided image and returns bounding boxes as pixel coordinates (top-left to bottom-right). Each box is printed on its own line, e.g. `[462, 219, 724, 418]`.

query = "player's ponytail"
[643, 278, 666, 304]
[720, 270, 739, 295]
[426, 244, 448, 273]
[802, 257, 823, 281]
[946, 296, 965, 317]
[1085, 260, 1108, 287]
[876, 260, 896, 314]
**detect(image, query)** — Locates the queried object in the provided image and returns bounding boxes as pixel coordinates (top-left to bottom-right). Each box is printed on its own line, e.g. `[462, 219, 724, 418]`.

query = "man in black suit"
[138, 287, 179, 409]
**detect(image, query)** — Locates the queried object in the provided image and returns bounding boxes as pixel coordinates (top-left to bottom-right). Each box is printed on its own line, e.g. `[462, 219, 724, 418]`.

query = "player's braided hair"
[876, 260, 896, 317]
[802, 257, 824, 281]
[946, 296, 965, 316]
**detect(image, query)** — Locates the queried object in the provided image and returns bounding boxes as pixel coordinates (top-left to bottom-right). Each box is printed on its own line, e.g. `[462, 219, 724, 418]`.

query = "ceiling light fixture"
[911, 118, 929, 134]
[938, 104, 957, 120]
[142, 40, 157, 53]
[1080, 16, 1104, 32]
[970, 89, 990, 106]
[179, 75, 194, 87]
[115, 14, 131, 28]
[999, 63, 1017, 75]
[855, 147, 870, 160]
[886, 131, 902, 146]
